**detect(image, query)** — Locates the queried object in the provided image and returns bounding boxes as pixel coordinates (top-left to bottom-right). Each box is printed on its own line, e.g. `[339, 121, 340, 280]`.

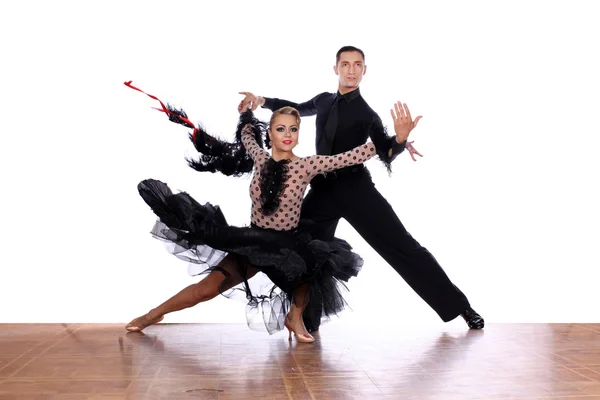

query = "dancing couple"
[125, 46, 484, 343]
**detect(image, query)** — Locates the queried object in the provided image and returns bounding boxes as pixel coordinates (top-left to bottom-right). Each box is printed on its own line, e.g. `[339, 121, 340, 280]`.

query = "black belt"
[322, 164, 365, 180]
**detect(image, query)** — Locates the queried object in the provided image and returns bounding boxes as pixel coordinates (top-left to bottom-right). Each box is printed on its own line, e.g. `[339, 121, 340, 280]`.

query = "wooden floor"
[0, 322, 599, 399]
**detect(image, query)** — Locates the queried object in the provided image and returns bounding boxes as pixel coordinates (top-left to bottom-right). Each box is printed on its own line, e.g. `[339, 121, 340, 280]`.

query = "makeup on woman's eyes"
[276, 125, 299, 133]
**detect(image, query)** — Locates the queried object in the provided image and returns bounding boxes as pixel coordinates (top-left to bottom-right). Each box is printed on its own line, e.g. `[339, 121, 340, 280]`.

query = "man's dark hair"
[336, 46, 365, 64]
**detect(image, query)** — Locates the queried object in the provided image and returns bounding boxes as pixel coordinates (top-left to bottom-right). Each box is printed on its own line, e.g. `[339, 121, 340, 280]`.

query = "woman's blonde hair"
[269, 106, 301, 128]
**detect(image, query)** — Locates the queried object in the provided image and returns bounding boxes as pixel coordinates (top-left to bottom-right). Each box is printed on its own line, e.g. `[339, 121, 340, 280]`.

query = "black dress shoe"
[461, 307, 484, 329]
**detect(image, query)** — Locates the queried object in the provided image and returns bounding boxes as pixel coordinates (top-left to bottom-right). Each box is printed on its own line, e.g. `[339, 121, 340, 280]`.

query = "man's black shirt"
[262, 88, 405, 166]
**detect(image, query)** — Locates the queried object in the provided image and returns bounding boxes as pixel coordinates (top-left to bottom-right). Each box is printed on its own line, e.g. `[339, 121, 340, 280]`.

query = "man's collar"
[336, 87, 361, 103]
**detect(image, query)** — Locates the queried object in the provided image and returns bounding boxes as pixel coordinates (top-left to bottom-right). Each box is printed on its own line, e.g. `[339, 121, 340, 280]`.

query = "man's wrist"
[391, 136, 406, 152]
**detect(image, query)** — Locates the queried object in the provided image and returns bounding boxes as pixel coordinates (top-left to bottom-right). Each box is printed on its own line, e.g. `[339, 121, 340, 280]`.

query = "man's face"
[334, 51, 366, 89]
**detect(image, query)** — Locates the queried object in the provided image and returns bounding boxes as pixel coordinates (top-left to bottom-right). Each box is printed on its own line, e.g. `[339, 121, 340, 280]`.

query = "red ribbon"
[124, 80, 199, 139]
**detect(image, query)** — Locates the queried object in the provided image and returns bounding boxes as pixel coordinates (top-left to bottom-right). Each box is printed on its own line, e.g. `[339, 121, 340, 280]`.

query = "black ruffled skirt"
[138, 179, 363, 334]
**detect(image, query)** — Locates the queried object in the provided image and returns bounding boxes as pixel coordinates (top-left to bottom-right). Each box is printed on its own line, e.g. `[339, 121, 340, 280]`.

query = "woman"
[125, 85, 393, 342]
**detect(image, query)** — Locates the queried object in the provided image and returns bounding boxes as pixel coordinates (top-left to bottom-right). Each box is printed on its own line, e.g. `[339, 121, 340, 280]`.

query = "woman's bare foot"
[125, 313, 164, 332]
[284, 314, 315, 343]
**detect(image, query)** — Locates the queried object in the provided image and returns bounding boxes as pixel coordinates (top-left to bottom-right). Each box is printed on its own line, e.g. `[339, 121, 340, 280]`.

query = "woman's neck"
[271, 148, 297, 162]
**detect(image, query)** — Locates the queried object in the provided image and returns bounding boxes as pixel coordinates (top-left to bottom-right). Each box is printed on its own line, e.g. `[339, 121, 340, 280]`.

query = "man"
[238, 46, 484, 331]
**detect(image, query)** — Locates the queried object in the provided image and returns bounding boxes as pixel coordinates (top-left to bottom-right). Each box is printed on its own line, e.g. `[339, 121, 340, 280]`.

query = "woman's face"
[269, 114, 299, 152]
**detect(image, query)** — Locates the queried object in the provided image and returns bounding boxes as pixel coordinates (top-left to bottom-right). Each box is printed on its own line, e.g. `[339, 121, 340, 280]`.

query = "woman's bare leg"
[126, 254, 257, 331]
[284, 284, 315, 342]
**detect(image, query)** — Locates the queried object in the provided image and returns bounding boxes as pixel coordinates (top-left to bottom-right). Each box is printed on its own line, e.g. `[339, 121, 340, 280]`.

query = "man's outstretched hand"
[391, 101, 422, 144]
[238, 91, 265, 112]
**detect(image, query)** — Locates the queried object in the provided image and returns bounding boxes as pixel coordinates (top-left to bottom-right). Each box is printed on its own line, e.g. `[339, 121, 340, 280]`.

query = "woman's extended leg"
[126, 254, 258, 331]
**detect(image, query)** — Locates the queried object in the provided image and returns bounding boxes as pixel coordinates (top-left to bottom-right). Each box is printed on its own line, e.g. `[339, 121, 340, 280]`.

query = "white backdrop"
[1, 0, 598, 327]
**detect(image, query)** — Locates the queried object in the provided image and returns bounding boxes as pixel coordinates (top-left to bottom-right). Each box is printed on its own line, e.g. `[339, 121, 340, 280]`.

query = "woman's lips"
[283, 140, 292, 144]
